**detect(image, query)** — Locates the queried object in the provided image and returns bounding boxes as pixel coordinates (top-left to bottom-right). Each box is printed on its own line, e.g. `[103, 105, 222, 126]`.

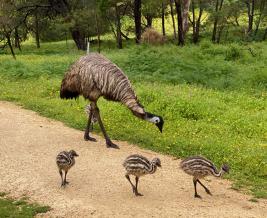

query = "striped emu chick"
[60, 53, 164, 149]
[56, 150, 79, 187]
[123, 154, 161, 196]
[180, 156, 229, 198]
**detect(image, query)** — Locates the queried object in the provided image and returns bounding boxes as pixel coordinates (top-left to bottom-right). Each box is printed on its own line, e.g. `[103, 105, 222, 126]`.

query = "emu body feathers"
[60, 53, 163, 148]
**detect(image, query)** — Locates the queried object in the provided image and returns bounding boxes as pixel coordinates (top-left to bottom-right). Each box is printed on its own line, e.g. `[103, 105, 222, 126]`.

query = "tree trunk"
[192, 0, 203, 43]
[6, 34, 16, 59]
[35, 12, 40, 48]
[95, 12, 101, 53]
[216, 25, 224, 43]
[175, 0, 184, 46]
[170, 0, 177, 39]
[162, 2, 166, 36]
[195, 4, 203, 43]
[14, 28, 21, 51]
[145, 15, 153, 27]
[192, 0, 196, 41]
[212, 0, 219, 42]
[71, 30, 86, 50]
[134, 0, 142, 43]
[212, 0, 224, 42]
[115, 5, 123, 49]
[263, 28, 267, 40]
[254, 0, 265, 36]
[182, 0, 191, 34]
[246, 0, 255, 34]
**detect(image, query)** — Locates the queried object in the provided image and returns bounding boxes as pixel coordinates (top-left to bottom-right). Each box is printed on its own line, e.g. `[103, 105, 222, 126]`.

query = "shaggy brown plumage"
[60, 53, 164, 149]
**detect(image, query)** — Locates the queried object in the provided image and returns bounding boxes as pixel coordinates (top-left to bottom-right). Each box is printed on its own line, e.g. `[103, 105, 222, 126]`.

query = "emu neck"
[123, 99, 146, 119]
[148, 164, 157, 174]
[213, 168, 223, 177]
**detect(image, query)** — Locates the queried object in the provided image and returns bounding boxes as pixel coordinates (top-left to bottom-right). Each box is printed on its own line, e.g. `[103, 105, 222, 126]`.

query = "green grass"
[0, 194, 50, 217]
[0, 40, 267, 198]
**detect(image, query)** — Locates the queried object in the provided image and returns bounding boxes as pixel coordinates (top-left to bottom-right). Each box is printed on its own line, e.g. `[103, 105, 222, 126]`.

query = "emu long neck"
[212, 167, 224, 177]
[122, 97, 146, 119]
[148, 164, 157, 174]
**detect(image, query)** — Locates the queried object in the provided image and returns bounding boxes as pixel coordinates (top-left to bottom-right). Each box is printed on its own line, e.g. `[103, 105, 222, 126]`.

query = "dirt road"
[0, 101, 266, 218]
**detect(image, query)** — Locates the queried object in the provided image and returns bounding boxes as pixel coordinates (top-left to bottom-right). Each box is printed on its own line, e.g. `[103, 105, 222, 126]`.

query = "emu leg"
[135, 176, 143, 196]
[59, 169, 64, 187]
[125, 175, 136, 194]
[64, 170, 69, 186]
[93, 103, 119, 149]
[193, 178, 201, 198]
[197, 179, 212, 195]
[84, 103, 97, 142]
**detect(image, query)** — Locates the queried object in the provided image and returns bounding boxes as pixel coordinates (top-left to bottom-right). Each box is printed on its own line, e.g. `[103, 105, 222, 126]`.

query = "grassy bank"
[0, 193, 50, 217]
[0, 41, 266, 198]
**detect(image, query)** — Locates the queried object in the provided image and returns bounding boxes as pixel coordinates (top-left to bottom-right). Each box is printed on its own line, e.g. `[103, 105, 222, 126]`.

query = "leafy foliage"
[0, 194, 50, 217]
[0, 41, 266, 198]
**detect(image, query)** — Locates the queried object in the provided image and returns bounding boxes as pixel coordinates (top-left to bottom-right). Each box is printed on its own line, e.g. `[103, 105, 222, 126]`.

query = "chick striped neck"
[212, 167, 225, 177]
[148, 163, 157, 174]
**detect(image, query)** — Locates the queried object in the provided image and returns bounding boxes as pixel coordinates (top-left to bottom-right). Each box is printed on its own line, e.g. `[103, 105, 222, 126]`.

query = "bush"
[141, 28, 165, 45]
[225, 46, 243, 61]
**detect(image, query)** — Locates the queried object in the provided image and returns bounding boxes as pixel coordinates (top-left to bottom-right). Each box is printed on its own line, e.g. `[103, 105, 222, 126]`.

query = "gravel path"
[0, 101, 266, 218]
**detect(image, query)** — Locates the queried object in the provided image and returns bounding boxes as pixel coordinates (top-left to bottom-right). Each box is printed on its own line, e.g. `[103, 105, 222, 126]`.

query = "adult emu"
[60, 53, 164, 149]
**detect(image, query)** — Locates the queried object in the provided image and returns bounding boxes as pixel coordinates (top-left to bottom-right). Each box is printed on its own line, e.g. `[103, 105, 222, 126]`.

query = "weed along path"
[0, 101, 267, 218]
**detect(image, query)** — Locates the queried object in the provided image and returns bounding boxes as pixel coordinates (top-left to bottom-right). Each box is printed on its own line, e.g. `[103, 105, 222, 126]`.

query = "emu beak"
[156, 122, 163, 133]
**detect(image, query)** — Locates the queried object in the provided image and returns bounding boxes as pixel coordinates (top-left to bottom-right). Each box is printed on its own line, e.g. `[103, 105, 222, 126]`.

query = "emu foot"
[106, 139, 119, 149]
[205, 189, 212, 196]
[84, 134, 97, 142]
[134, 189, 143, 197]
[194, 193, 202, 199]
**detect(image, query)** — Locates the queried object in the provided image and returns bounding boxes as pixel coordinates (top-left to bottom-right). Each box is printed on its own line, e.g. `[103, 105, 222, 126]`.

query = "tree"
[254, 0, 266, 37]
[183, 0, 191, 34]
[134, 0, 142, 43]
[170, 0, 177, 39]
[0, 0, 30, 59]
[211, 0, 224, 42]
[246, 0, 255, 34]
[162, 2, 166, 36]
[190, 0, 204, 43]
[99, 0, 130, 49]
[174, 0, 184, 45]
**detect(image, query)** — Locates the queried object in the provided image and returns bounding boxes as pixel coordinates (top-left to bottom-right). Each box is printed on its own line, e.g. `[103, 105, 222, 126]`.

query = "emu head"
[69, 150, 79, 158]
[145, 112, 164, 133]
[151, 158, 161, 167]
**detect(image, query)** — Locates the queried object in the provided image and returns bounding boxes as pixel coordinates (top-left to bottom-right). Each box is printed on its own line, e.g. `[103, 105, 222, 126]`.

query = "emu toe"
[134, 188, 143, 196]
[134, 191, 143, 197]
[205, 189, 212, 195]
[106, 140, 119, 149]
[84, 135, 97, 142]
[194, 194, 202, 199]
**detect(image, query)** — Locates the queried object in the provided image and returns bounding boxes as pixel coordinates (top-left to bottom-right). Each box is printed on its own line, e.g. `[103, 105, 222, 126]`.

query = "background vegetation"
[0, 0, 267, 202]
[0, 40, 266, 198]
[0, 192, 50, 217]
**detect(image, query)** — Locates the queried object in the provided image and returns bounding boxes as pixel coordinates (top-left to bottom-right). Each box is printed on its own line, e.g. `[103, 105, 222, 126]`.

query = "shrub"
[225, 46, 243, 61]
[141, 28, 165, 45]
